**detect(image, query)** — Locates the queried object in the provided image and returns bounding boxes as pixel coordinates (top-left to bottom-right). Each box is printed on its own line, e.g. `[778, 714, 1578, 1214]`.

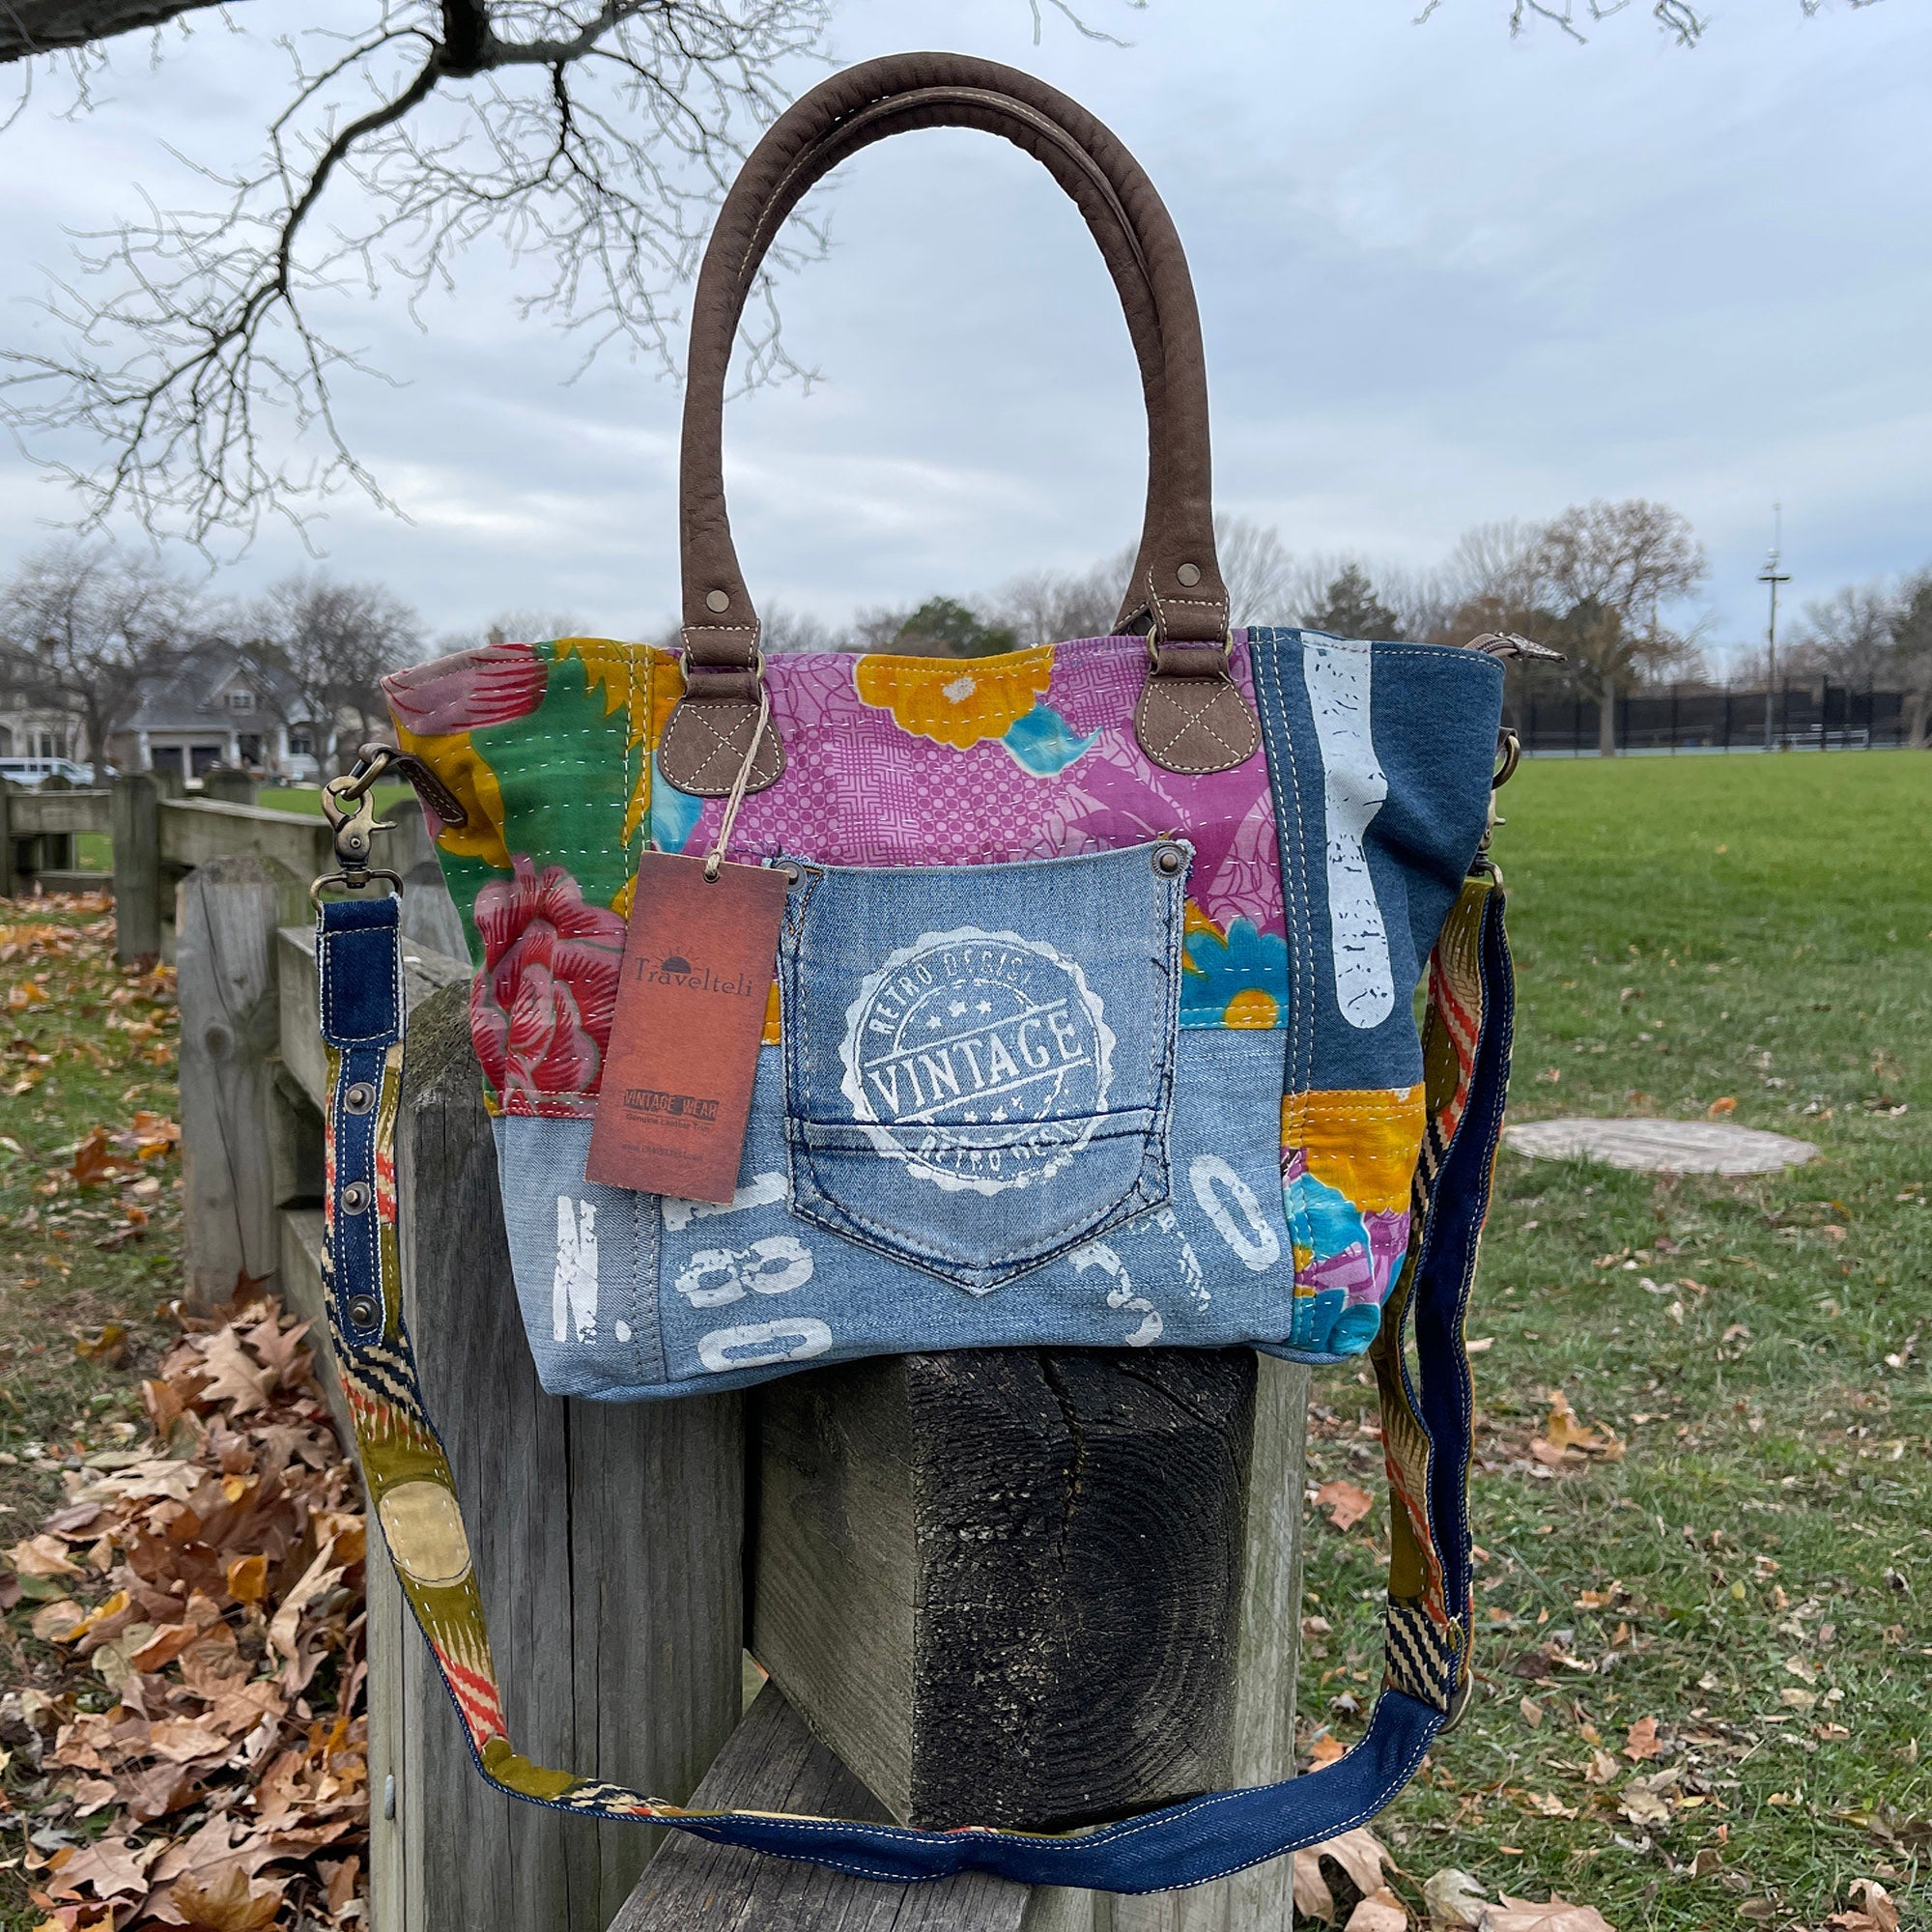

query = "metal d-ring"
[1492, 728, 1521, 790]
[309, 868, 406, 911]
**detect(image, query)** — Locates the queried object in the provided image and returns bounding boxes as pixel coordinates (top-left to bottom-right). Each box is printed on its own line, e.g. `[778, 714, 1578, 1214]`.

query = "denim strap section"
[317, 882, 1515, 1893]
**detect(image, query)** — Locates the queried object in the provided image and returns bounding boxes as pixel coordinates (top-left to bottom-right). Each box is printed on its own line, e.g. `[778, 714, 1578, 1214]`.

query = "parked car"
[0, 756, 98, 787]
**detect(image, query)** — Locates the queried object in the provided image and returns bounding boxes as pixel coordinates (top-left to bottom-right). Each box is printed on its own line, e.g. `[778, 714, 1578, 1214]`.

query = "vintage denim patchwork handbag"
[313, 51, 1522, 1893]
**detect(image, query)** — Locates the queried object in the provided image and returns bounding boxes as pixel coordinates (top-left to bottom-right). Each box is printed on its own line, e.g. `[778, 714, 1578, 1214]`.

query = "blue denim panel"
[663, 1026, 1290, 1392]
[779, 845, 1184, 1293]
[317, 894, 405, 1049]
[492, 1116, 666, 1395]
[496, 1028, 1296, 1400]
[1250, 631, 1500, 1093]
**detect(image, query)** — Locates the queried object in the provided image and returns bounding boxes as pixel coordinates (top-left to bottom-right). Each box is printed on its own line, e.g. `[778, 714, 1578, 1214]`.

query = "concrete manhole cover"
[1503, 1117, 1818, 1176]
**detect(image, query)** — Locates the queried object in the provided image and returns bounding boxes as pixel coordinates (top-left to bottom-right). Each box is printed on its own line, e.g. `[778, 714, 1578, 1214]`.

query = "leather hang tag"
[585, 852, 786, 1205]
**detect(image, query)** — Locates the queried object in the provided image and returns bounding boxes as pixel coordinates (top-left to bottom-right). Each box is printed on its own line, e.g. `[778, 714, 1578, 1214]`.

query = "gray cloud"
[1, 0, 1925, 655]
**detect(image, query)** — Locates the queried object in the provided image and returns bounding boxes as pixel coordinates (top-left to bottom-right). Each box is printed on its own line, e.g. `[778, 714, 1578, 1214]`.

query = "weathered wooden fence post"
[175, 854, 307, 1309]
[378, 983, 745, 1932]
[111, 773, 163, 963]
[621, 1349, 1306, 1930]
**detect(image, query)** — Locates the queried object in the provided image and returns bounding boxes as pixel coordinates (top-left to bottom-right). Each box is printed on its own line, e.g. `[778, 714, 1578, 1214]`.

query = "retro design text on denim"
[838, 926, 1118, 1196]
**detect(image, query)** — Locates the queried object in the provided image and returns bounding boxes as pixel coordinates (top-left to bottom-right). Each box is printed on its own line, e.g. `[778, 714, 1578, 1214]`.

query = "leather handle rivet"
[705, 589, 731, 613]
[1176, 562, 1202, 587]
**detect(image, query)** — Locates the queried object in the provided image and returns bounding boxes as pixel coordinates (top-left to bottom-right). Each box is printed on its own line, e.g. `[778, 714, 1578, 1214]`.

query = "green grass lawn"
[1302, 751, 1931, 1927]
[250, 782, 414, 820]
[3, 752, 1926, 1930]
[66, 783, 417, 872]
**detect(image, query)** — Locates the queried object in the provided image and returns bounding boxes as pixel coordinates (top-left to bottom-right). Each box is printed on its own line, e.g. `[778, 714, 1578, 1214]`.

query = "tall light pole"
[1758, 504, 1791, 752]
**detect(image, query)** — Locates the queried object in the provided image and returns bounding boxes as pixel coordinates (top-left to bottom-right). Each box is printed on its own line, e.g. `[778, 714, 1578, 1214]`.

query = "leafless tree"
[0, 3, 1143, 551]
[1892, 570, 1932, 749]
[1434, 519, 1551, 640]
[244, 571, 424, 776]
[1413, 0, 1885, 47]
[1787, 582, 1898, 687]
[0, 540, 198, 778]
[984, 547, 1129, 647]
[1533, 497, 1705, 753]
[1212, 516, 1297, 629]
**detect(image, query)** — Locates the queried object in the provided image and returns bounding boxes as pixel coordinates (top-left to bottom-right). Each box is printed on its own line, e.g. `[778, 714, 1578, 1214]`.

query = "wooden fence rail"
[5, 794, 1310, 1932]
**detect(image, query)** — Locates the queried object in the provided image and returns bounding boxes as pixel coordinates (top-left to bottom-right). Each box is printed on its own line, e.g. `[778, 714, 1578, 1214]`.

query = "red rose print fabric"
[471, 856, 626, 1110]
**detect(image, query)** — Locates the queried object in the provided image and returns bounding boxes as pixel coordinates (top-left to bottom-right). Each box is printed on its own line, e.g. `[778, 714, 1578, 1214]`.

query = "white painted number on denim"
[552, 1197, 599, 1344]
[674, 1236, 814, 1308]
[839, 926, 1116, 1196]
[1188, 1154, 1283, 1272]
[697, 1318, 834, 1374]
[1068, 1241, 1163, 1348]
[661, 1171, 786, 1232]
[1156, 1206, 1211, 1310]
[1303, 639, 1395, 1030]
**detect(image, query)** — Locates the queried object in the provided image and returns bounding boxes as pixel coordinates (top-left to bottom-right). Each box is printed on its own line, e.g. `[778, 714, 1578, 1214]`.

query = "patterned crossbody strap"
[315, 873, 1511, 1892]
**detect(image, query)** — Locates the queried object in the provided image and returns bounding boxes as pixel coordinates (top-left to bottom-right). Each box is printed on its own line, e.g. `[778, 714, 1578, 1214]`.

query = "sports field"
[1303, 750, 1931, 1927]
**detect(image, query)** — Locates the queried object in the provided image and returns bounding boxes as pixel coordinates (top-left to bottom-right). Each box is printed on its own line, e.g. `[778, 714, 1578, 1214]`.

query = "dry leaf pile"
[1, 1298, 367, 1930]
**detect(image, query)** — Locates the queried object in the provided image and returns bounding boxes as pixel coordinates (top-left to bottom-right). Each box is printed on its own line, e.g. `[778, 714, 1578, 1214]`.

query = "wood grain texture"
[384, 982, 743, 1932]
[175, 856, 304, 1309]
[753, 1349, 1256, 1833]
[1101, 1354, 1310, 1932]
[611, 1684, 1031, 1932]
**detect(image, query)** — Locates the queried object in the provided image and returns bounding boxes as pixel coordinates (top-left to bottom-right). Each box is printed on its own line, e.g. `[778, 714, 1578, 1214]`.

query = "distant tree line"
[5, 498, 1926, 777]
[0, 541, 423, 781]
[789, 502, 1927, 754]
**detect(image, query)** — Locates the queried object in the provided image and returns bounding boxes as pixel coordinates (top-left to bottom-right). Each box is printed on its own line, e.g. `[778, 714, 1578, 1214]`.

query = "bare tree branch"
[0, 2, 845, 548]
[0, 0, 239, 65]
[1414, 0, 1886, 43]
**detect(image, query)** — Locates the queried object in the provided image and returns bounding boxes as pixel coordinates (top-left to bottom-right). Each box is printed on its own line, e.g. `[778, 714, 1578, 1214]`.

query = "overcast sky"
[1, 0, 1926, 658]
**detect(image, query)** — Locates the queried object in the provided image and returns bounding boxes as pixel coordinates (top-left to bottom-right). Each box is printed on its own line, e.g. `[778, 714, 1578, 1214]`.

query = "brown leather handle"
[677, 52, 1230, 659]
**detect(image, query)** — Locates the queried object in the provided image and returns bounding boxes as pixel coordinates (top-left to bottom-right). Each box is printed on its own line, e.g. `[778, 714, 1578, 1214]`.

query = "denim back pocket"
[779, 842, 1187, 1293]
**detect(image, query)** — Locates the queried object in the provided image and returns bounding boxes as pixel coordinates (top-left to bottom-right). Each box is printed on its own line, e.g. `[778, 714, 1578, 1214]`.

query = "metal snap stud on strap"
[342, 1181, 373, 1215]
[344, 1082, 377, 1115]
[1152, 842, 1186, 876]
[346, 1294, 381, 1329]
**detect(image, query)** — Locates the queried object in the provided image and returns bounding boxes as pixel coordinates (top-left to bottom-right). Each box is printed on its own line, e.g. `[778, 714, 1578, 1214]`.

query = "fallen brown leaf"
[166, 1866, 286, 1931]
[6, 1296, 367, 1929]
[1479, 1897, 1617, 1932]
[1826, 1879, 1900, 1932]
[1315, 1479, 1375, 1533]
[223, 1552, 269, 1605]
[1347, 1888, 1409, 1931]
[1292, 1827, 1390, 1923]
[1422, 1867, 1489, 1927]
[1618, 1781, 1671, 1828]
[1622, 1716, 1661, 1762]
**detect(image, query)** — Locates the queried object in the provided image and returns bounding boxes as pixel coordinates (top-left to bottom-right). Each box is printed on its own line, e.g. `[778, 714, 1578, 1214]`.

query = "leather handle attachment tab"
[662, 51, 1259, 797]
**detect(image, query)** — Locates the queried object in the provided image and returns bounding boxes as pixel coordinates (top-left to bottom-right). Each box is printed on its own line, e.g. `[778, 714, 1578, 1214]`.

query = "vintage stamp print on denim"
[839, 926, 1117, 1195]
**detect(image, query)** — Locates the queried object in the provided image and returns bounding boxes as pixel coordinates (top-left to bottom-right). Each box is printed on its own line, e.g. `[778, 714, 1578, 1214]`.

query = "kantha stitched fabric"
[381, 628, 1501, 1389]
